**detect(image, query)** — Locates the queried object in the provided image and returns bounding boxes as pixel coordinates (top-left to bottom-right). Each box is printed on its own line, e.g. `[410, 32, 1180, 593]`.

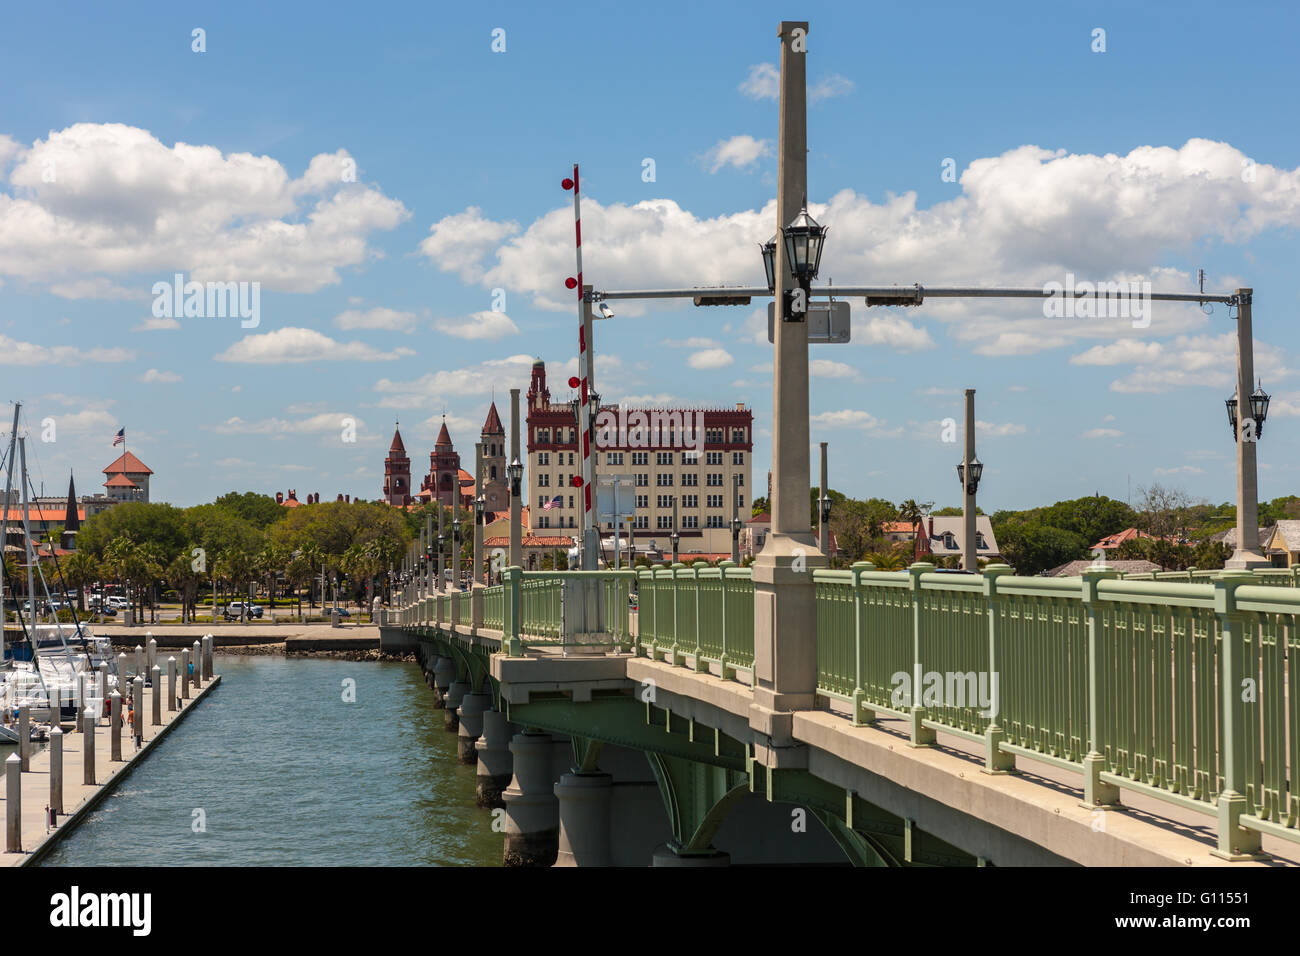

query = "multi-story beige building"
[525, 359, 752, 556]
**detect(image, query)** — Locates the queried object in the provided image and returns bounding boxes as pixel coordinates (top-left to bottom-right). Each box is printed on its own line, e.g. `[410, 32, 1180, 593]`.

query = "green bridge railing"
[399, 561, 1300, 854]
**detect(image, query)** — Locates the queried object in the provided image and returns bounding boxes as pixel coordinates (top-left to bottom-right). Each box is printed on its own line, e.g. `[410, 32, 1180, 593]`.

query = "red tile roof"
[104, 473, 138, 488]
[103, 451, 152, 475]
[484, 535, 574, 548]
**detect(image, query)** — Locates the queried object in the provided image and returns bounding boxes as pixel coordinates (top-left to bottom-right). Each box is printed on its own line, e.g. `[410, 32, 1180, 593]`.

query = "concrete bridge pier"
[555, 771, 613, 867]
[475, 709, 514, 808]
[443, 680, 468, 732]
[431, 657, 456, 710]
[502, 731, 561, 867]
[651, 844, 731, 867]
[457, 689, 491, 764]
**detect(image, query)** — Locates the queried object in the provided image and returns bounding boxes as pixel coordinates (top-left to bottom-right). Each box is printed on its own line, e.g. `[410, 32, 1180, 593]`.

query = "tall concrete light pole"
[750, 20, 826, 750]
[473, 442, 485, 586]
[818, 441, 829, 556]
[1226, 289, 1268, 569]
[509, 388, 523, 570]
[958, 389, 981, 572]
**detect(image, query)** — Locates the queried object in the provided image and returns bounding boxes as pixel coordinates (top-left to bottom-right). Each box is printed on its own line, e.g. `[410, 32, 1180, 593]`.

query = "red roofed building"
[103, 450, 153, 502]
[384, 425, 412, 506]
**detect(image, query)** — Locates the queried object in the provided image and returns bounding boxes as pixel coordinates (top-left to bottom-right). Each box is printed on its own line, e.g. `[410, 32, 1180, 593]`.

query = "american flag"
[541, 494, 562, 511]
[112, 428, 125, 447]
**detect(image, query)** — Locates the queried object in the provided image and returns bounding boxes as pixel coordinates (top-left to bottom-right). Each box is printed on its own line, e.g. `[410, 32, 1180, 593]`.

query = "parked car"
[224, 602, 264, 620]
[105, 596, 132, 611]
[330, 606, 351, 619]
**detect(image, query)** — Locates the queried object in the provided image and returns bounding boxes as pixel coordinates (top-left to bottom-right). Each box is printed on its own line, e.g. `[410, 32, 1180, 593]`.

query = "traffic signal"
[693, 295, 752, 306]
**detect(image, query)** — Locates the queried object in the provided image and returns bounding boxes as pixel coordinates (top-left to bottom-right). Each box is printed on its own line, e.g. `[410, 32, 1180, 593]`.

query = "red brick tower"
[384, 424, 411, 506]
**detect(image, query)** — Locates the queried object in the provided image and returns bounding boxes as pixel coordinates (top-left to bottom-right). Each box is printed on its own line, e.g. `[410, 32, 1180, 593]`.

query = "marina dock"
[1, 657, 222, 867]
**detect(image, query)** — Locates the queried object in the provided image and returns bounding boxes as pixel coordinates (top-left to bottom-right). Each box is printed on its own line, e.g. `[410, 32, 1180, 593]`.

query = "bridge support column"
[475, 709, 514, 808]
[443, 680, 468, 731]
[554, 771, 613, 867]
[457, 691, 491, 764]
[431, 657, 455, 710]
[651, 843, 730, 867]
[502, 732, 560, 867]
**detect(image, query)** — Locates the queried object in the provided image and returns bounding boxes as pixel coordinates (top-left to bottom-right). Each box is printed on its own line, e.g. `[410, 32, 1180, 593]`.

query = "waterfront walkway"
[1, 669, 222, 866]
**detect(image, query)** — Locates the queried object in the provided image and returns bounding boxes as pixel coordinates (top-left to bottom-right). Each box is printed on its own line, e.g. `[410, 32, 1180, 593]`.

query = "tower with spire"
[424, 417, 462, 507]
[61, 473, 80, 550]
[480, 401, 508, 512]
[383, 423, 411, 506]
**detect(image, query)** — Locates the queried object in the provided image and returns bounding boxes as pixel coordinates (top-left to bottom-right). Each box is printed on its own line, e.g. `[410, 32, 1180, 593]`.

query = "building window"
[735, 494, 744, 509]
[681, 473, 698, 487]
[634, 516, 648, 530]
[657, 452, 673, 465]
[538, 452, 550, 466]
[976, 533, 988, 550]
[538, 516, 550, 528]
[706, 428, 723, 444]
[606, 452, 623, 466]
[732, 428, 746, 442]
[635, 473, 648, 487]
[631, 452, 648, 466]
[657, 495, 674, 508]
[656, 473, 674, 486]
[635, 495, 648, 508]
[568, 496, 574, 508]
[657, 515, 673, 530]
[682, 451, 700, 465]
[707, 494, 723, 508]
[706, 452, 723, 465]
[682, 515, 699, 529]
[682, 494, 698, 508]
[538, 474, 550, 488]
[537, 429, 550, 443]
[706, 474, 723, 487]
[705, 515, 724, 528]
[732, 452, 744, 465]
[735, 474, 744, 486]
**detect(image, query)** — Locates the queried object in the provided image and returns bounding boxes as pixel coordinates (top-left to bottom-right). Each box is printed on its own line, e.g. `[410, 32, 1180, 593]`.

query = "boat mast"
[0, 402, 19, 661]
[18, 436, 38, 637]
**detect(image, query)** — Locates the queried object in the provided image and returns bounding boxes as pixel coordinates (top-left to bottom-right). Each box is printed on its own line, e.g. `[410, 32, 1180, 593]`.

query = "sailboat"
[0, 404, 119, 741]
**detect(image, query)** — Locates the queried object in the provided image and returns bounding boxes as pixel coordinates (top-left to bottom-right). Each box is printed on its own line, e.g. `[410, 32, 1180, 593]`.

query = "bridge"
[380, 563, 1300, 867]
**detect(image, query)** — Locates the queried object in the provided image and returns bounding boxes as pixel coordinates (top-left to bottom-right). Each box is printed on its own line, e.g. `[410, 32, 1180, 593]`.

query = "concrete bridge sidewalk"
[87, 623, 380, 650]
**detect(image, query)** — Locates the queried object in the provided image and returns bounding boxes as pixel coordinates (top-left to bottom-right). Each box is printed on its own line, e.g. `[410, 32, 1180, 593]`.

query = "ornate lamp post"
[780, 202, 827, 321]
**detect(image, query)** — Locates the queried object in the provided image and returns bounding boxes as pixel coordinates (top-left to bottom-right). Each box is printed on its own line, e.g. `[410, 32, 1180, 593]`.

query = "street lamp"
[956, 456, 983, 495]
[760, 234, 777, 292]
[1226, 381, 1271, 441]
[818, 492, 832, 526]
[508, 457, 523, 497]
[783, 202, 827, 283]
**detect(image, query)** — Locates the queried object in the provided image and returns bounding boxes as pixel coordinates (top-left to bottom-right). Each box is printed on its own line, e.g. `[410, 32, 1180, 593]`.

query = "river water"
[37, 655, 502, 866]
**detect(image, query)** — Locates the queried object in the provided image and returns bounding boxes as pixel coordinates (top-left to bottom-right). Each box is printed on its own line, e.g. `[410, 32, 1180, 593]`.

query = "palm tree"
[167, 549, 203, 623]
[63, 550, 97, 613]
[897, 499, 933, 564]
[866, 550, 906, 571]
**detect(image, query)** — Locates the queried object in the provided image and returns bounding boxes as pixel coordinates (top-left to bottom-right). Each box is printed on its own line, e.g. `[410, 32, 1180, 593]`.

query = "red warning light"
[570, 475, 583, 487]
[568, 376, 580, 388]
[561, 178, 574, 191]
[565, 277, 577, 290]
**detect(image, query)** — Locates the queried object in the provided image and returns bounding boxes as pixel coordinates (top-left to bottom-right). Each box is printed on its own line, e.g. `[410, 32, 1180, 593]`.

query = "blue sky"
[1, 0, 1298, 511]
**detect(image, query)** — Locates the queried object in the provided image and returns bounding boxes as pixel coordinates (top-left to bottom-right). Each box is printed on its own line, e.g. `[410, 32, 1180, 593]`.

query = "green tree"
[997, 522, 1088, 576]
[213, 491, 287, 529]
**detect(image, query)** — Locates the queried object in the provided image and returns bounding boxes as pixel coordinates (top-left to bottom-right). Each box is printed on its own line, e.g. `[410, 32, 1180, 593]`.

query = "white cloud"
[417, 205, 520, 283]
[0, 334, 133, 366]
[809, 359, 860, 379]
[419, 140, 1300, 367]
[977, 420, 1028, 437]
[213, 412, 365, 437]
[132, 316, 181, 332]
[811, 409, 903, 437]
[739, 63, 779, 100]
[703, 135, 771, 173]
[138, 368, 181, 384]
[1154, 465, 1206, 476]
[739, 64, 853, 104]
[686, 348, 734, 370]
[856, 313, 937, 351]
[373, 354, 539, 410]
[1083, 427, 1123, 439]
[433, 310, 519, 340]
[214, 328, 415, 364]
[1072, 332, 1291, 394]
[0, 124, 409, 294]
[334, 307, 417, 333]
[810, 74, 854, 103]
